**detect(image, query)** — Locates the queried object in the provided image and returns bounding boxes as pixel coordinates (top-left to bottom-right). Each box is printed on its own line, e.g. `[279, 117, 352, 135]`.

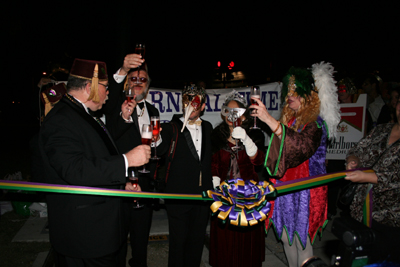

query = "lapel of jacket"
[173, 116, 200, 162]
[183, 128, 200, 162]
[62, 96, 119, 155]
[132, 107, 140, 132]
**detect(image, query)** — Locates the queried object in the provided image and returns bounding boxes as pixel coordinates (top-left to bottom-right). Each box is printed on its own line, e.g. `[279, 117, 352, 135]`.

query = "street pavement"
[14, 207, 342, 267]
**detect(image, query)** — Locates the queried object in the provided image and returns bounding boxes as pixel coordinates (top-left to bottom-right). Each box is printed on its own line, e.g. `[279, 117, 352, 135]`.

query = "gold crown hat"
[69, 58, 108, 102]
[220, 90, 247, 122]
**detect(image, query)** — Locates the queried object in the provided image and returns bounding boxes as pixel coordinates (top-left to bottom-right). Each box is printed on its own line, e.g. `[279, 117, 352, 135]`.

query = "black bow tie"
[137, 102, 145, 109]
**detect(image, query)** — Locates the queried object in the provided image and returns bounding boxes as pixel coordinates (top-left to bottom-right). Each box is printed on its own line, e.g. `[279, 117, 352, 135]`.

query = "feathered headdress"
[281, 67, 314, 102]
[311, 62, 341, 140]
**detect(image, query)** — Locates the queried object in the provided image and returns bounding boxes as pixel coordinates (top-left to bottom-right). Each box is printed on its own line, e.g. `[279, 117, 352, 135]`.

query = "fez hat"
[69, 58, 108, 102]
[41, 83, 67, 104]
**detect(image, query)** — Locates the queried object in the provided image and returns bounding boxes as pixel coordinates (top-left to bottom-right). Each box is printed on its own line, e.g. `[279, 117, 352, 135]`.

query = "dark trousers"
[55, 242, 127, 267]
[370, 220, 400, 263]
[127, 202, 153, 267]
[166, 200, 210, 267]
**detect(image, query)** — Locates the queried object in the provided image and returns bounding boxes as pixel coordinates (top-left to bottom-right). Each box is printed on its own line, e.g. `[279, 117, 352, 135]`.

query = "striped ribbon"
[0, 168, 374, 226]
[363, 184, 374, 228]
[0, 180, 204, 200]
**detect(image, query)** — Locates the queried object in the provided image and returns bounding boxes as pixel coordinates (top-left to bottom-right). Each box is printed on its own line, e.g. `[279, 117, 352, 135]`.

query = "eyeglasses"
[129, 77, 148, 83]
[98, 83, 109, 91]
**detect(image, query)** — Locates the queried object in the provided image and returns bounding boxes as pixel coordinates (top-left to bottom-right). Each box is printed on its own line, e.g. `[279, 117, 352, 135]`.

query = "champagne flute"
[135, 43, 146, 83]
[231, 113, 241, 149]
[124, 88, 134, 123]
[231, 113, 241, 159]
[139, 124, 153, 173]
[250, 86, 261, 129]
[151, 116, 160, 160]
[127, 168, 144, 208]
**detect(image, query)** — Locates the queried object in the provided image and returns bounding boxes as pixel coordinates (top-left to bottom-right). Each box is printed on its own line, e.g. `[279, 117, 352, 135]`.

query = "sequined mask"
[287, 75, 298, 97]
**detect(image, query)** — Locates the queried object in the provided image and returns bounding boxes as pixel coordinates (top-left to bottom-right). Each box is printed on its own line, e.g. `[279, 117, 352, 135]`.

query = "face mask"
[181, 94, 203, 132]
[220, 105, 246, 122]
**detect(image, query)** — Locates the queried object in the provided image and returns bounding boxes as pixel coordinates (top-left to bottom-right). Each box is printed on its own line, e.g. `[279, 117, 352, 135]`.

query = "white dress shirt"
[180, 117, 202, 160]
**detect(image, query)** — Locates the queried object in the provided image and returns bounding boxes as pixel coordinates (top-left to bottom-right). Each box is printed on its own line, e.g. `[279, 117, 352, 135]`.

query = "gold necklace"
[137, 106, 145, 117]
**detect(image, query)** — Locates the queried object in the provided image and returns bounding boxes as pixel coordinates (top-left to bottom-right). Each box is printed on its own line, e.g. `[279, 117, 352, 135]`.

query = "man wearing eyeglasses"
[37, 58, 151, 267]
[103, 53, 160, 267]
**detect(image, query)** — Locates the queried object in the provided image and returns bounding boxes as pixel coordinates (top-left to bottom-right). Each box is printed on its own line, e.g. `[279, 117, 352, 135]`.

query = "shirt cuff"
[152, 135, 162, 147]
[113, 68, 127, 84]
[122, 154, 129, 177]
[120, 112, 133, 122]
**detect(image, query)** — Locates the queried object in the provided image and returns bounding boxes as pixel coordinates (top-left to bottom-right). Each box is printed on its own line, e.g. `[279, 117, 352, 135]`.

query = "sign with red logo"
[326, 94, 367, 160]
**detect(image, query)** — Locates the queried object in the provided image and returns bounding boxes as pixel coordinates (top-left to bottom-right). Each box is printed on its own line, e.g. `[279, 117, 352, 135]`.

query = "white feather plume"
[311, 62, 340, 140]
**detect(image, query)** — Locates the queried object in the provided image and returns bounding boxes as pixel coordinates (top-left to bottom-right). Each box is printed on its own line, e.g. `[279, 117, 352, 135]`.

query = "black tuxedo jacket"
[158, 114, 213, 195]
[103, 76, 159, 191]
[38, 96, 126, 258]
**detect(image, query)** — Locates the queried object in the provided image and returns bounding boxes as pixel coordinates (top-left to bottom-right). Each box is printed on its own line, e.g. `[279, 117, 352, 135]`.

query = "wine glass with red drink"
[250, 86, 261, 129]
[150, 116, 160, 160]
[139, 124, 153, 173]
[124, 88, 134, 123]
[128, 168, 144, 208]
[134, 43, 146, 84]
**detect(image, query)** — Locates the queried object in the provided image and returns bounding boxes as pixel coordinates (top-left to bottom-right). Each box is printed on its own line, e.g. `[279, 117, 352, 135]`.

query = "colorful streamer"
[0, 168, 374, 227]
[0, 180, 204, 200]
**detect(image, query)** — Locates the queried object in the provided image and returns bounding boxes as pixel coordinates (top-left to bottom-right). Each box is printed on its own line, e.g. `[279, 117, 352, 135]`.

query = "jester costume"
[265, 116, 328, 248]
[265, 62, 340, 250]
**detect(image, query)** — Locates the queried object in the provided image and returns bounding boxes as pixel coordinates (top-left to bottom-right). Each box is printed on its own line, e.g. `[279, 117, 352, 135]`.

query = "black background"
[2, 2, 399, 122]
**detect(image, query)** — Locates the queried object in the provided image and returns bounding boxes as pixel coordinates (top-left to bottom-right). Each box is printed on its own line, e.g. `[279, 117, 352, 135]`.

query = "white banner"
[146, 82, 282, 128]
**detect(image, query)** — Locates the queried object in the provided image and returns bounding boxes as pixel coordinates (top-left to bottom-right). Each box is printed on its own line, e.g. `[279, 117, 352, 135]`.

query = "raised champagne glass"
[250, 86, 261, 129]
[124, 87, 134, 123]
[139, 124, 152, 173]
[134, 43, 146, 84]
[150, 116, 160, 160]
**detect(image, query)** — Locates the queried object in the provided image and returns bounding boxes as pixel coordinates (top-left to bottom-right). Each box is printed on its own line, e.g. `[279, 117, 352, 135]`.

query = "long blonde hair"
[280, 90, 320, 131]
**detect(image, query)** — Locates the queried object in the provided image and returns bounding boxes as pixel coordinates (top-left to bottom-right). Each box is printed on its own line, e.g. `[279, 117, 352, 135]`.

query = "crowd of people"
[33, 52, 400, 267]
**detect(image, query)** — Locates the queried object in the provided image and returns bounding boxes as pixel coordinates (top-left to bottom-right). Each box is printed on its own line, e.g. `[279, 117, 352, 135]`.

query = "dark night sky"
[2, 2, 399, 120]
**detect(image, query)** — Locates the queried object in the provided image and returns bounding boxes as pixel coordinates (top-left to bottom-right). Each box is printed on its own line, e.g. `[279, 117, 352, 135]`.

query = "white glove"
[232, 127, 257, 157]
[212, 176, 221, 189]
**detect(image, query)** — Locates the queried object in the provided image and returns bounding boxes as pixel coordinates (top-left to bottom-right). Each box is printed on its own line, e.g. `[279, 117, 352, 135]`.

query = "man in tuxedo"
[103, 54, 160, 267]
[157, 85, 213, 267]
[38, 58, 151, 267]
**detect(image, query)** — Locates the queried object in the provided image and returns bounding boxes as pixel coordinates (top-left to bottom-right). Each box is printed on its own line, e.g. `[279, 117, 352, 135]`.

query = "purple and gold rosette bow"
[204, 178, 276, 227]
